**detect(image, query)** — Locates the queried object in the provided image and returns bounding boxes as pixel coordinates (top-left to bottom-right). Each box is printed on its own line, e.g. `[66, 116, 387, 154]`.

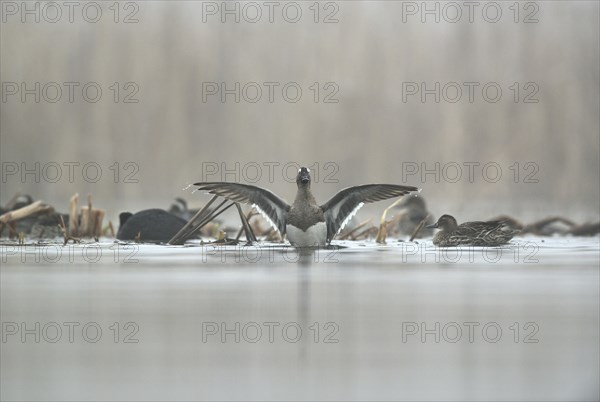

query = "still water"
[1, 237, 599, 401]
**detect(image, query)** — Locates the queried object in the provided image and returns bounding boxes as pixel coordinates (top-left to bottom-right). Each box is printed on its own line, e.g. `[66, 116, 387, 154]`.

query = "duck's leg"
[169, 195, 235, 244]
[235, 203, 257, 243]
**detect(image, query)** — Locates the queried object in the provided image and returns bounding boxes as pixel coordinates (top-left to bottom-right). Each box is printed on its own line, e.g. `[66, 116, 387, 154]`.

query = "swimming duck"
[168, 198, 202, 221]
[194, 167, 419, 247]
[30, 213, 69, 239]
[394, 195, 435, 238]
[426, 214, 519, 247]
[487, 215, 599, 236]
[568, 222, 600, 236]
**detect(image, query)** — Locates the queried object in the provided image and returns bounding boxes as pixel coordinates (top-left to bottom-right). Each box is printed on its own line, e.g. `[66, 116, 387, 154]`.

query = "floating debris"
[376, 198, 405, 244]
[409, 214, 430, 242]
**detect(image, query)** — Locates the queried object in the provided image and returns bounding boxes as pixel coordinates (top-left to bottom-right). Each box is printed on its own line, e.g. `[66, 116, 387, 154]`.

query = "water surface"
[1, 237, 598, 401]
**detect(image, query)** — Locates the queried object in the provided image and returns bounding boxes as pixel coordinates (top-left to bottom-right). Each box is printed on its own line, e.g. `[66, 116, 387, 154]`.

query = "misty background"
[1, 1, 599, 226]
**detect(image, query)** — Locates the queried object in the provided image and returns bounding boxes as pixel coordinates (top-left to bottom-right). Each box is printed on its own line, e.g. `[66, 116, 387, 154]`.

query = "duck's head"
[426, 214, 458, 231]
[169, 197, 188, 214]
[119, 212, 133, 228]
[12, 194, 34, 210]
[296, 167, 311, 188]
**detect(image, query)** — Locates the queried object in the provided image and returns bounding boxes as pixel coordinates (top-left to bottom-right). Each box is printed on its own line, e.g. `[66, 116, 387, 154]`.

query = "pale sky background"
[1, 1, 599, 225]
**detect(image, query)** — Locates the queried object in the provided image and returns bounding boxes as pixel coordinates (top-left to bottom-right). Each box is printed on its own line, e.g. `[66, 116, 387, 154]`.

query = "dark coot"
[117, 209, 187, 243]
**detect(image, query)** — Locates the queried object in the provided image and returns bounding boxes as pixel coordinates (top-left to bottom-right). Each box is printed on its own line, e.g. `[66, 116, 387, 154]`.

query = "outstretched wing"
[193, 182, 290, 235]
[321, 184, 419, 242]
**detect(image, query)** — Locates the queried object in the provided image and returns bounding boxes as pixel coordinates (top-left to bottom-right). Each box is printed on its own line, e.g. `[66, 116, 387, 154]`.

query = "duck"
[193, 167, 419, 247]
[30, 212, 69, 239]
[0, 195, 37, 235]
[487, 215, 600, 236]
[394, 195, 435, 238]
[426, 214, 519, 247]
[0, 195, 66, 238]
[168, 198, 201, 221]
[568, 222, 600, 236]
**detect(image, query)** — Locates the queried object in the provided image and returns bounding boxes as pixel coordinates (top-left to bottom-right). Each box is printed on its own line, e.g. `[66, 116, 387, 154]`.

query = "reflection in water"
[297, 250, 311, 361]
[1, 238, 598, 401]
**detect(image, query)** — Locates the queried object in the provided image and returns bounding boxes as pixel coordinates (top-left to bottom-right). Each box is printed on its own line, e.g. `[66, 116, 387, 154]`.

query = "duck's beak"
[425, 222, 438, 229]
[299, 171, 310, 184]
